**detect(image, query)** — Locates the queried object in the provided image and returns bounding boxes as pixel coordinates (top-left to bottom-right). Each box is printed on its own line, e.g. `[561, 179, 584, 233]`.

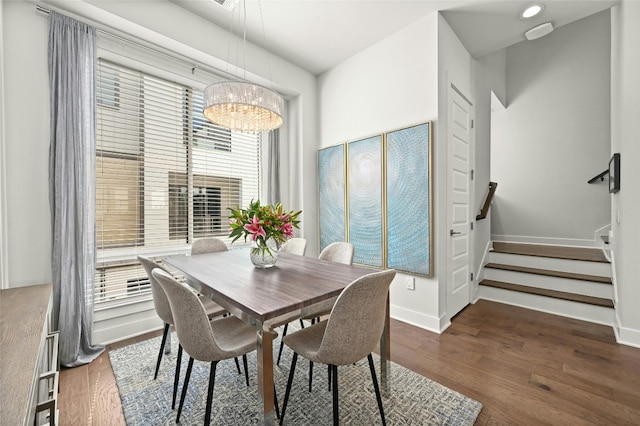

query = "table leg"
[379, 295, 391, 396]
[256, 321, 276, 425]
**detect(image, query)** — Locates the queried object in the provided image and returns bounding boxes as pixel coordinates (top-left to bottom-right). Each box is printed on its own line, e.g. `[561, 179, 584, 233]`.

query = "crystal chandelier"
[203, 0, 284, 133]
[203, 81, 283, 133]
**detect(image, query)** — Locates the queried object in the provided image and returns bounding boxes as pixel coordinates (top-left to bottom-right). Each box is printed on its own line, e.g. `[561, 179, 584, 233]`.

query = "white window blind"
[95, 58, 261, 307]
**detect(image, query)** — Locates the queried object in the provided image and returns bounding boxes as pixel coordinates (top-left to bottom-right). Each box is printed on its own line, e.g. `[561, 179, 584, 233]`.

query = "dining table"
[163, 248, 391, 425]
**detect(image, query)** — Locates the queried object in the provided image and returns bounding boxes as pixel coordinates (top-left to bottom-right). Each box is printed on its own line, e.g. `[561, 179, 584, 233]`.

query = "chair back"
[137, 255, 174, 325]
[280, 238, 307, 256]
[318, 242, 354, 265]
[152, 268, 225, 362]
[316, 269, 396, 366]
[191, 237, 228, 255]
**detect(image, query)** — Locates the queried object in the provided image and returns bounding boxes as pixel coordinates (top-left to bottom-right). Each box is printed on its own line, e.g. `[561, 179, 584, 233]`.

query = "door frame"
[445, 81, 475, 324]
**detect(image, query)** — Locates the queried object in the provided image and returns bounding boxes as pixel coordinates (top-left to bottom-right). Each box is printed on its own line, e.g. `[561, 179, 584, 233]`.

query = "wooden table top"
[164, 250, 374, 323]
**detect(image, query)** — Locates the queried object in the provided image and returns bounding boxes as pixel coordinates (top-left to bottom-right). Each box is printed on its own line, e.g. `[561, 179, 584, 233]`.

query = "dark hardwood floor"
[58, 300, 640, 425]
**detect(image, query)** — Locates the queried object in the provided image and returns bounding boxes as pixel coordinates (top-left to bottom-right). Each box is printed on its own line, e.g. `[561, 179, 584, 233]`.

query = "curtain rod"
[35, 4, 235, 80]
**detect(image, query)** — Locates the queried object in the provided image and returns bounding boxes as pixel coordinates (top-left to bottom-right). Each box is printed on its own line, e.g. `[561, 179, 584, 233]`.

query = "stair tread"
[484, 263, 612, 284]
[480, 279, 614, 308]
[491, 242, 609, 263]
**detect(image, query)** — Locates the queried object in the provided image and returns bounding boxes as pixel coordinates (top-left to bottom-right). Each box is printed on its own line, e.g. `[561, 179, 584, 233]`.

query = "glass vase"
[250, 239, 279, 268]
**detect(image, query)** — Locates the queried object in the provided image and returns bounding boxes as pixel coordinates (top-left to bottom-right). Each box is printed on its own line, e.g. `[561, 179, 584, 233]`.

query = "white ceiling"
[170, 0, 619, 75]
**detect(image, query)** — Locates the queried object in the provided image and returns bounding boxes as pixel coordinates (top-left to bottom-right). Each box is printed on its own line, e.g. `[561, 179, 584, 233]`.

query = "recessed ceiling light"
[520, 4, 544, 19]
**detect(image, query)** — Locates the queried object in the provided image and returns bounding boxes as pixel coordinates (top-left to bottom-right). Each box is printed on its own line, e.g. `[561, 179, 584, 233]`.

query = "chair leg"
[299, 319, 305, 329]
[367, 354, 386, 426]
[176, 357, 194, 423]
[308, 361, 313, 392]
[204, 361, 219, 426]
[331, 364, 339, 425]
[279, 352, 298, 425]
[243, 354, 250, 386]
[328, 364, 331, 391]
[172, 344, 183, 409]
[234, 356, 241, 374]
[154, 323, 170, 379]
[274, 384, 280, 420]
[276, 323, 289, 366]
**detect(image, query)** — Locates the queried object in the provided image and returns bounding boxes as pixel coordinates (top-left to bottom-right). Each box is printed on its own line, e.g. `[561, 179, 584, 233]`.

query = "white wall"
[3, 2, 51, 288]
[472, 49, 506, 289]
[611, 1, 640, 347]
[317, 12, 478, 331]
[491, 11, 611, 247]
[0, 0, 8, 288]
[318, 13, 442, 331]
[436, 14, 474, 325]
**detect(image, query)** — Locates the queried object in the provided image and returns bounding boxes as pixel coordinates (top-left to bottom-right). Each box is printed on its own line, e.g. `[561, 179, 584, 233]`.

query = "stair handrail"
[476, 181, 498, 220]
[587, 169, 609, 184]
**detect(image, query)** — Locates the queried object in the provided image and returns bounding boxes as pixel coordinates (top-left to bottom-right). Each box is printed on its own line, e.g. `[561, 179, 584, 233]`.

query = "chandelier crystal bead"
[203, 81, 283, 133]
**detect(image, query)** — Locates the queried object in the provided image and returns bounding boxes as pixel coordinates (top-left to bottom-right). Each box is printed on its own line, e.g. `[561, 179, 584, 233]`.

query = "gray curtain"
[266, 129, 281, 204]
[48, 11, 104, 367]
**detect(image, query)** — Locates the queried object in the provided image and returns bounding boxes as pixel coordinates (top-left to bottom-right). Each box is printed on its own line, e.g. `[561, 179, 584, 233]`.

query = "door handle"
[450, 229, 461, 236]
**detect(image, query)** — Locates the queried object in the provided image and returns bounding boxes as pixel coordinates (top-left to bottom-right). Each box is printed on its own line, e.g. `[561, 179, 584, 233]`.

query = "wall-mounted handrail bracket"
[588, 169, 609, 184]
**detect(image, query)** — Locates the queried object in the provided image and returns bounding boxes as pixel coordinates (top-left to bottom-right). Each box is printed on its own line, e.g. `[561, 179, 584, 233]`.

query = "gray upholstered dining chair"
[302, 242, 355, 319]
[279, 269, 396, 425]
[279, 237, 307, 256]
[152, 268, 279, 424]
[191, 237, 228, 255]
[137, 255, 227, 409]
[276, 241, 354, 367]
[317, 241, 354, 264]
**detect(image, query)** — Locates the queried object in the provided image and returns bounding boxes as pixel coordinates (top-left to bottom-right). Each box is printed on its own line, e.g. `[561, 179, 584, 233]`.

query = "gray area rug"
[110, 329, 482, 425]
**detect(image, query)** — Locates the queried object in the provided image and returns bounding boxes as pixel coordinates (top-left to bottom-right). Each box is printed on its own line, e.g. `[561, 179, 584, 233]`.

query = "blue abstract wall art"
[318, 122, 432, 276]
[348, 135, 383, 267]
[318, 144, 346, 251]
[386, 122, 432, 276]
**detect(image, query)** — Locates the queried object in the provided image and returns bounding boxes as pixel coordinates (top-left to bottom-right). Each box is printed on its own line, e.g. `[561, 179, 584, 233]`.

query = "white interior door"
[446, 83, 473, 319]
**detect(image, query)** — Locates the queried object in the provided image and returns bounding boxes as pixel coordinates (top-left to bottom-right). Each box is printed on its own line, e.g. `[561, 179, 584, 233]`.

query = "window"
[189, 94, 232, 152]
[97, 65, 119, 108]
[96, 153, 142, 248]
[168, 172, 241, 239]
[95, 59, 262, 306]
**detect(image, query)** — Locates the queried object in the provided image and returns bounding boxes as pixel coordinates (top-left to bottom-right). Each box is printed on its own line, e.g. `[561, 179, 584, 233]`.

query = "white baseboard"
[390, 304, 444, 334]
[92, 299, 162, 345]
[614, 310, 640, 348]
[93, 316, 163, 346]
[491, 234, 599, 248]
[614, 325, 640, 348]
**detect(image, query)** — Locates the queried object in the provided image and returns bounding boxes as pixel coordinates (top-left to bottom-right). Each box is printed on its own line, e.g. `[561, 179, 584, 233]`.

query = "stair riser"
[484, 269, 613, 299]
[488, 252, 611, 277]
[479, 285, 615, 326]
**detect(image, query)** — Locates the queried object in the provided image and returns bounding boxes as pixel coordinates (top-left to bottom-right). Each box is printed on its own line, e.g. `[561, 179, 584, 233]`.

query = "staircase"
[479, 242, 615, 326]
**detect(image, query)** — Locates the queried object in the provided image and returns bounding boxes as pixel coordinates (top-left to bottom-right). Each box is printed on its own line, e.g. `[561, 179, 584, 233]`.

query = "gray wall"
[611, 1, 640, 346]
[491, 11, 611, 246]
